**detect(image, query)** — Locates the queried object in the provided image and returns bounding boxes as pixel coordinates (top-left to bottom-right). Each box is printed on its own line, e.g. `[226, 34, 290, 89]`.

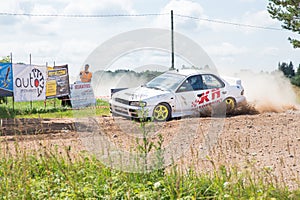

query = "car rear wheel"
[153, 103, 171, 121]
[224, 97, 236, 114]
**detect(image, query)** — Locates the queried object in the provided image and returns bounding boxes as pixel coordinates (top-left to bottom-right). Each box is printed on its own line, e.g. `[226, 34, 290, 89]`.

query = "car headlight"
[129, 101, 147, 107]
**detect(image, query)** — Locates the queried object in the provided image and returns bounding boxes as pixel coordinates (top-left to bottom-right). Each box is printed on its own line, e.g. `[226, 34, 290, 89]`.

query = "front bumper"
[110, 101, 153, 119]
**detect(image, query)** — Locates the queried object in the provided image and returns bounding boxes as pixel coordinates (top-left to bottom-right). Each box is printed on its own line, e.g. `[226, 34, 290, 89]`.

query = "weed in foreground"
[0, 136, 299, 199]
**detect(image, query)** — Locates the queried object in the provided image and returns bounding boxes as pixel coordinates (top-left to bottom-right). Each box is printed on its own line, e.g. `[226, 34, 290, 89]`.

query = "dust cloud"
[91, 72, 150, 98]
[234, 70, 298, 113]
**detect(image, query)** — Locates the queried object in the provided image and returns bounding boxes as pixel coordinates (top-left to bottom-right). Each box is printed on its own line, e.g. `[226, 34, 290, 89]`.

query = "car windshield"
[145, 72, 186, 91]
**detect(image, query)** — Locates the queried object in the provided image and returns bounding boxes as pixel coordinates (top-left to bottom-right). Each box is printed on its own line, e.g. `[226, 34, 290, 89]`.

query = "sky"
[0, 0, 299, 78]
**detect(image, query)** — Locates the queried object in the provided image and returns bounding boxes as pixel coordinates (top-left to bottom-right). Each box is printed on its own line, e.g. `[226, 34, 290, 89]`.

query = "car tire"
[153, 103, 171, 122]
[224, 97, 236, 114]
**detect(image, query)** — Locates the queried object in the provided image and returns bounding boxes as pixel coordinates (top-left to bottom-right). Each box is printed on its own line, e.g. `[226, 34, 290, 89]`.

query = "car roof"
[166, 69, 213, 76]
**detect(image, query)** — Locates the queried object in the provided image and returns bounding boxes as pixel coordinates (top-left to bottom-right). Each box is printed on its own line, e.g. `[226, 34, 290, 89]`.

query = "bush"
[291, 75, 300, 87]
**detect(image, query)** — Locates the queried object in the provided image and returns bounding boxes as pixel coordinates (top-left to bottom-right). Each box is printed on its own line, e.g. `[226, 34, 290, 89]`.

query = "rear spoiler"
[221, 76, 242, 86]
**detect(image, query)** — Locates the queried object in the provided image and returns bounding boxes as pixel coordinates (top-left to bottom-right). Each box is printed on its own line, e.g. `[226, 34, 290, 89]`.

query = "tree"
[296, 64, 300, 76]
[288, 61, 295, 76]
[291, 74, 300, 86]
[278, 61, 295, 77]
[268, 0, 300, 48]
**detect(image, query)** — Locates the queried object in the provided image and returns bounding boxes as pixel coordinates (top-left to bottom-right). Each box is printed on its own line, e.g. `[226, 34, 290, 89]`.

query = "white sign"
[70, 82, 96, 108]
[13, 64, 47, 102]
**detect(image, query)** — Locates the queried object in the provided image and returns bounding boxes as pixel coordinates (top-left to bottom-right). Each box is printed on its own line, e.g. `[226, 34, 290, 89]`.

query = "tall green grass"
[0, 142, 299, 199]
[0, 154, 297, 199]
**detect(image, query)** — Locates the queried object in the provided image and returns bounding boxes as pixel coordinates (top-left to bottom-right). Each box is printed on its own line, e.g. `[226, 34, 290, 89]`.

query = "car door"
[174, 74, 226, 116]
[174, 75, 204, 116]
[195, 74, 226, 112]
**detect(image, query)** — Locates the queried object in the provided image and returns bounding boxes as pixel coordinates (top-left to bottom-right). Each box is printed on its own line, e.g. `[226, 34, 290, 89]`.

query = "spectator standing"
[80, 64, 92, 82]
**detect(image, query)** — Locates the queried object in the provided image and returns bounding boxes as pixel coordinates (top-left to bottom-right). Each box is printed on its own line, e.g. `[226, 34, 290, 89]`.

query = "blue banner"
[0, 63, 13, 96]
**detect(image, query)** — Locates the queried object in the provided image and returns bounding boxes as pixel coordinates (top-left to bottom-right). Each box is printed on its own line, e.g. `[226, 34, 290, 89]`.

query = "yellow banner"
[48, 69, 67, 77]
[46, 80, 57, 96]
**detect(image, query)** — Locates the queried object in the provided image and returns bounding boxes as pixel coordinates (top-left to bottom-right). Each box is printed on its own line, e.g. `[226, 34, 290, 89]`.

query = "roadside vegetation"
[0, 144, 299, 199]
[278, 61, 300, 87]
[0, 97, 110, 118]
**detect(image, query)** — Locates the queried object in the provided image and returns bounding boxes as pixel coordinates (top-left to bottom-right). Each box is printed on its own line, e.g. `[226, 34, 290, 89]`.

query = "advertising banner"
[0, 63, 13, 96]
[46, 65, 70, 99]
[70, 82, 96, 108]
[13, 64, 47, 102]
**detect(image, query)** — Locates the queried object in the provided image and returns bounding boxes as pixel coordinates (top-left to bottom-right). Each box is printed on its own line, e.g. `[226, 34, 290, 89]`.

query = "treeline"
[278, 61, 300, 87]
[94, 69, 163, 82]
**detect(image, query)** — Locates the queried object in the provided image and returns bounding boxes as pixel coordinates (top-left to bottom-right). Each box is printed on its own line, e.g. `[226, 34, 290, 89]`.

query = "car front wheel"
[153, 103, 171, 121]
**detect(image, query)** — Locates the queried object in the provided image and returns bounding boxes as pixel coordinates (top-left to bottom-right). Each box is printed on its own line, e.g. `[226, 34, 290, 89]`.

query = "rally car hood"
[112, 86, 170, 101]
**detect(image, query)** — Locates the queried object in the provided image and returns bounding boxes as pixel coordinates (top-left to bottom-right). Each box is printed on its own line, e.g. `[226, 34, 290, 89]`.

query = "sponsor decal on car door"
[192, 88, 224, 111]
[192, 74, 226, 111]
[175, 74, 226, 114]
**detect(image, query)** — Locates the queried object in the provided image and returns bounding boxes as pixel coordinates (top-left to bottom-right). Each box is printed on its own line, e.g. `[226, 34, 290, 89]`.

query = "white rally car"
[110, 69, 246, 121]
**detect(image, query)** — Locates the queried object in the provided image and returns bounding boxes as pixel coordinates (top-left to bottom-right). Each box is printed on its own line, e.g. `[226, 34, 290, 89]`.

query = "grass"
[0, 146, 299, 199]
[0, 97, 110, 118]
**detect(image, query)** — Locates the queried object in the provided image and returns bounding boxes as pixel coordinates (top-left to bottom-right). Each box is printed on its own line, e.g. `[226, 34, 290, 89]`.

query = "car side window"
[202, 74, 224, 89]
[177, 75, 203, 92]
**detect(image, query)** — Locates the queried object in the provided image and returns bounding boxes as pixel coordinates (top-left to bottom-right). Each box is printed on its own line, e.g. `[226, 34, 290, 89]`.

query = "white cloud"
[241, 10, 278, 30]
[154, 0, 205, 29]
[0, 1, 22, 12]
[0, 0, 137, 74]
[238, 0, 257, 2]
[0, 1, 25, 26]
[196, 10, 279, 34]
[0, 0, 298, 77]
[54, 39, 97, 75]
[0, 1, 64, 35]
[206, 42, 248, 57]
[63, 0, 135, 15]
[204, 42, 250, 74]
[260, 47, 279, 56]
